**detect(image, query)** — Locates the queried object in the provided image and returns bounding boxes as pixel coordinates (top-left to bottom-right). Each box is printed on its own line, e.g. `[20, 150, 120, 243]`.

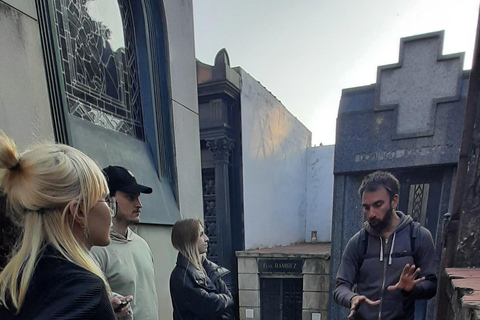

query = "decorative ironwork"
[204, 178, 215, 196]
[202, 168, 218, 263]
[411, 184, 425, 221]
[204, 201, 216, 217]
[408, 183, 430, 225]
[52, 0, 144, 139]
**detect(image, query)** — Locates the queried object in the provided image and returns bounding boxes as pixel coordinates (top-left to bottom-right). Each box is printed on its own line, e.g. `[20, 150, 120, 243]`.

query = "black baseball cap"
[103, 165, 153, 195]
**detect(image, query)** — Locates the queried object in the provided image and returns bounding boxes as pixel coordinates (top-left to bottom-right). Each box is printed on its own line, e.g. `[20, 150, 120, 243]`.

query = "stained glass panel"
[53, 0, 144, 139]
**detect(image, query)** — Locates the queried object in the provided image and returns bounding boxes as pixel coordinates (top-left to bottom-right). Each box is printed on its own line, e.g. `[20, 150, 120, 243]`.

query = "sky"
[193, 0, 480, 146]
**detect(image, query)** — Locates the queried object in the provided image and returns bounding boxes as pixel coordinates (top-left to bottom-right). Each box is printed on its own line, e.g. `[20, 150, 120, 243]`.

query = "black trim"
[36, 0, 69, 144]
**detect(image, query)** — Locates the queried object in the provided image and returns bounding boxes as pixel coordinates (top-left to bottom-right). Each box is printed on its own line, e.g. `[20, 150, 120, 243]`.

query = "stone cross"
[376, 32, 463, 139]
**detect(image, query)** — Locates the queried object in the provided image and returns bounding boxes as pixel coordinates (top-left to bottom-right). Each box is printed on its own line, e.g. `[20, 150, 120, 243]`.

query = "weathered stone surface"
[238, 273, 259, 290]
[0, 2, 54, 149]
[335, 32, 466, 174]
[302, 292, 329, 310]
[455, 142, 480, 268]
[239, 290, 260, 307]
[238, 258, 258, 274]
[303, 259, 330, 275]
[445, 268, 480, 320]
[303, 274, 329, 292]
[377, 34, 463, 138]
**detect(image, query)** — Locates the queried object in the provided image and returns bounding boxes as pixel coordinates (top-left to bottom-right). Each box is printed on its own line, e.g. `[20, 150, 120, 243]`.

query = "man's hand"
[348, 295, 380, 319]
[110, 294, 133, 317]
[387, 264, 425, 292]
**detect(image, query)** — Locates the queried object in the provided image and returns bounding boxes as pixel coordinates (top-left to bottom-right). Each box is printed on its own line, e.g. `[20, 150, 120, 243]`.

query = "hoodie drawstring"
[379, 238, 384, 262]
[388, 232, 396, 265]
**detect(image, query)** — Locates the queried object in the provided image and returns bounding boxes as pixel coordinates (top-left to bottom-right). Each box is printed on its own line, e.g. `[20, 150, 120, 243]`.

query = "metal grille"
[260, 278, 303, 320]
[408, 183, 430, 225]
[52, 0, 144, 139]
[411, 184, 424, 220]
[202, 168, 218, 263]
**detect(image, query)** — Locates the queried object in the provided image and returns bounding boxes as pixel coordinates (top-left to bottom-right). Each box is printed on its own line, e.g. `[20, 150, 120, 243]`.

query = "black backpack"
[357, 221, 421, 267]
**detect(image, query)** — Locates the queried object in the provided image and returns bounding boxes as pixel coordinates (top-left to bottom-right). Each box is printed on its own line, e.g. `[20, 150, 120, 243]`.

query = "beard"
[369, 205, 394, 233]
[114, 210, 140, 227]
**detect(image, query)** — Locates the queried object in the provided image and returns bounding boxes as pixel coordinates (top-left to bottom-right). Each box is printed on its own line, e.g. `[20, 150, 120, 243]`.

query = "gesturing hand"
[348, 295, 380, 319]
[387, 264, 425, 292]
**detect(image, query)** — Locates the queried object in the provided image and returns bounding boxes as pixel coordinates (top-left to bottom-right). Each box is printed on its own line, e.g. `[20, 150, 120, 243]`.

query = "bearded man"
[334, 171, 437, 320]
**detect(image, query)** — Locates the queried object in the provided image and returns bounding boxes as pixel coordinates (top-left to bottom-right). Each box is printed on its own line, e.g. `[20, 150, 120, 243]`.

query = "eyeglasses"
[99, 197, 118, 217]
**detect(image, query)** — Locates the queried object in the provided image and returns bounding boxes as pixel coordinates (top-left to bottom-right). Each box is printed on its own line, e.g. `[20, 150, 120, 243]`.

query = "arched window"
[37, 0, 179, 224]
[53, 0, 144, 139]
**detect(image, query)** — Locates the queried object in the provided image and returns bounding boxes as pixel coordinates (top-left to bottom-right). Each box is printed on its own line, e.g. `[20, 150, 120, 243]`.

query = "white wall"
[239, 69, 312, 250]
[0, 1, 54, 147]
[140, 0, 203, 317]
[163, 0, 203, 221]
[305, 145, 334, 242]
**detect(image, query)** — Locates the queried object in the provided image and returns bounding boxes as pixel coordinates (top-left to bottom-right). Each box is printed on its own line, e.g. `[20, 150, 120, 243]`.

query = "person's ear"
[391, 194, 399, 210]
[69, 201, 86, 225]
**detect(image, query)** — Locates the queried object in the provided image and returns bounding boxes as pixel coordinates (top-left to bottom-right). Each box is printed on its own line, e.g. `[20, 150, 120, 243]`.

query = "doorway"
[260, 277, 302, 320]
[395, 167, 451, 320]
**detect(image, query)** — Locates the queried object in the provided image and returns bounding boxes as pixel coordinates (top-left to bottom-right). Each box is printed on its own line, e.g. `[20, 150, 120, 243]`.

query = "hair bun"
[8, 161, 20, 171]
[0, 130, 20, 171]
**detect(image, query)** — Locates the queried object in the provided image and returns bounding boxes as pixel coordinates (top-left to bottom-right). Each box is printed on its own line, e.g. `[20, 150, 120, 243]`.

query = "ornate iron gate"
[260, 278, 302, 320]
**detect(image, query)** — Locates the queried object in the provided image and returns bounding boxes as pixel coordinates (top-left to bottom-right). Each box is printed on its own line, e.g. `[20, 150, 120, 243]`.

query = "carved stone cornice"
[206, 137, 235, 162]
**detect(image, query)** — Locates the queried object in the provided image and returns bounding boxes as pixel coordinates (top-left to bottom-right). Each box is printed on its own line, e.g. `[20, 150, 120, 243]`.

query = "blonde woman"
[170, 219, 235, 320]
[0, 132, 118, 319]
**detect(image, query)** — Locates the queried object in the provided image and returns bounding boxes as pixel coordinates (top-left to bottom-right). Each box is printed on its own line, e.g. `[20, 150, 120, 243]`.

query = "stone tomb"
[236, 243, 330, 320]
[329, 31, 467, 320]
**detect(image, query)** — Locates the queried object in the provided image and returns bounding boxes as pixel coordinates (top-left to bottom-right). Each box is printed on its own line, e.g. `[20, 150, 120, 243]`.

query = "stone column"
[206, 137, 235, 285]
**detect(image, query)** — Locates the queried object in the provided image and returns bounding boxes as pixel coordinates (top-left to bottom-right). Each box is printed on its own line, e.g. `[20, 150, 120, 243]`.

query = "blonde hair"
[0, 131, 110, 312]
[171, 219, 204, 270]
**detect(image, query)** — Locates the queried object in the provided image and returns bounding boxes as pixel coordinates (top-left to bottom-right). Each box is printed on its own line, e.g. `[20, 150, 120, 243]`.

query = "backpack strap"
[358, 221, 421, 267]
[357, 229, 369, 268]
[410, 221, 421, 265]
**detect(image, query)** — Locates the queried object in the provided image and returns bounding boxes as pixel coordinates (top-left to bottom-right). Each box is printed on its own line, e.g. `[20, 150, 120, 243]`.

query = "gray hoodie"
[91, 228, 159, 320]
[334, 212, 437, 320]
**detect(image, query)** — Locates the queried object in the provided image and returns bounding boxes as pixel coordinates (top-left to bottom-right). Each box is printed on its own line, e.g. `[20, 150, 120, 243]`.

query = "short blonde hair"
[0, 131, 110, 312]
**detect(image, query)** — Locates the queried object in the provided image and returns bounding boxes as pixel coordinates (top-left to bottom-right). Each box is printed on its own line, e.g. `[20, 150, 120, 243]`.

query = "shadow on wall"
[249, 106, 307, 161]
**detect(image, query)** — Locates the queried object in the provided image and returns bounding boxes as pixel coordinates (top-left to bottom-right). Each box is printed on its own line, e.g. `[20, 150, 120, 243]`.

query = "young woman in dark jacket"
[0, 131, 128, 319]
[170, 219, 235, 320]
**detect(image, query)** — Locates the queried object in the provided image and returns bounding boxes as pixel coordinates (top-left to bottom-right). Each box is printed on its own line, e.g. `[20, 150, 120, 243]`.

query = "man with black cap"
[91, 166, 159, 320]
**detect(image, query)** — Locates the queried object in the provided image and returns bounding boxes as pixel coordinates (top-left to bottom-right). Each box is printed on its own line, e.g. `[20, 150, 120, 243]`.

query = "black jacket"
[0, 245, 115, 320]
[170, 253, 235, 320]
